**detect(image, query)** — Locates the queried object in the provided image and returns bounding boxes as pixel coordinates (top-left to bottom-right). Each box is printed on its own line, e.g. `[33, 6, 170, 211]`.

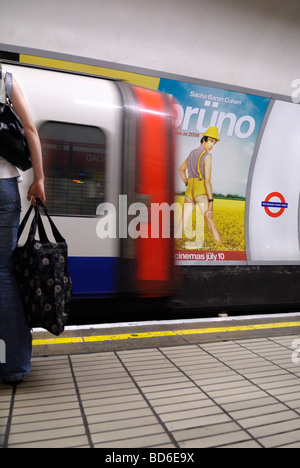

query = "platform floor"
[1, 315, 300, 448]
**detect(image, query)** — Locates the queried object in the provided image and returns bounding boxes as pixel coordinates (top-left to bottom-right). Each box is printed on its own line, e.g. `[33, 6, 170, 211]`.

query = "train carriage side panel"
[6, 64, 123, 297]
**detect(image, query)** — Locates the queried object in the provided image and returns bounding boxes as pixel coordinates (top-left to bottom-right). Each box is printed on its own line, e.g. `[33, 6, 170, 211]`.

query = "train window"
[39, 122, 106, 216]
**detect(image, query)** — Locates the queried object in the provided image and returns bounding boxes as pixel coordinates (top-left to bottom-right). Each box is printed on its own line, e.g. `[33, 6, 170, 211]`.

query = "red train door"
[117, 82, 176, 297]
[132, 86, 176, 296]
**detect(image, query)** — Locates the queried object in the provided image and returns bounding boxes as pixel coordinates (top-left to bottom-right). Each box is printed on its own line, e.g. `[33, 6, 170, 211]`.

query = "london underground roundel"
[261, 192, 288, 218]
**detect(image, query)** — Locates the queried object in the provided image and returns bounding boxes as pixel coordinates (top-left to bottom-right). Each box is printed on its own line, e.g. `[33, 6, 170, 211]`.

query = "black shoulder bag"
[0, 68, 32, 171]
[15, 199, 72, 336]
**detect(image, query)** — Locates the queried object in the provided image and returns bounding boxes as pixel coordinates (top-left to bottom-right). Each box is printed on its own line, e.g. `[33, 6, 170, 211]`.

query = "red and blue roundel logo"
[261, 192, 288, 218]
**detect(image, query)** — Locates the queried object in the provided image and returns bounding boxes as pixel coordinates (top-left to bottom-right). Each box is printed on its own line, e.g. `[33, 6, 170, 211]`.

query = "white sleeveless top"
[0, 68, 20, 179]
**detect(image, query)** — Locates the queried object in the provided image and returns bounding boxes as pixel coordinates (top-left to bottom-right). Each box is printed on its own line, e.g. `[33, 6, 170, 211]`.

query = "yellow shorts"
[185, 178, 207, 201]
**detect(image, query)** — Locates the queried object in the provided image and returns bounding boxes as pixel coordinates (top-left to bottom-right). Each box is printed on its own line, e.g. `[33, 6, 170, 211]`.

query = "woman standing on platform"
[0, 65, 46, 385]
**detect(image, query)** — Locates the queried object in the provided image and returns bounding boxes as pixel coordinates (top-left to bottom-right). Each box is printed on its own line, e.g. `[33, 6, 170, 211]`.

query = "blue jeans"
[0, 178, 32, 382]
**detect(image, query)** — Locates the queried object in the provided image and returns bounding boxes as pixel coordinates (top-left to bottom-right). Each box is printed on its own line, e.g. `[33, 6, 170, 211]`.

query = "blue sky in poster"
[158, 79, 270, 196]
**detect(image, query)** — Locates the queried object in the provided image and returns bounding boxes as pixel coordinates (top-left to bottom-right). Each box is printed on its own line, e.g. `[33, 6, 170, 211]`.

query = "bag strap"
[197, 149, 207, 181]
[17, 200, 66, 244]
[17, 204, 34, 241]
[17, 204, 49, 243]
[4, 72, 13, 104]
[36, 199, 66, 243]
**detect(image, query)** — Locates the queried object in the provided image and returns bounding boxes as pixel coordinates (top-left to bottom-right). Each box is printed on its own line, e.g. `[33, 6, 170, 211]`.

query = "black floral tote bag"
[15, 199, 72, 336]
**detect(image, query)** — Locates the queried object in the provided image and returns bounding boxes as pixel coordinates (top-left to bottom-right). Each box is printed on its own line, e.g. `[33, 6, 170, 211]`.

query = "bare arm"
[178, 158, 188, 186]
[11, 77, 46, 203]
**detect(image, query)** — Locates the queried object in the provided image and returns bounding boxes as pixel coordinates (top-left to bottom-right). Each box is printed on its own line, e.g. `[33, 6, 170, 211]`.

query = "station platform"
[1, 313, 300, 449]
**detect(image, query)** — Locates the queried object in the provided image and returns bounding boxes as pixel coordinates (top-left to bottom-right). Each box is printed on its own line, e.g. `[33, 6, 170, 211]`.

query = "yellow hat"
[202, 127, 220, 141]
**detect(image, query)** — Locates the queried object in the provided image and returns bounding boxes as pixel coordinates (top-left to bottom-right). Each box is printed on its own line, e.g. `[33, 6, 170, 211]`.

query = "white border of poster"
[247, 100, 300, 264]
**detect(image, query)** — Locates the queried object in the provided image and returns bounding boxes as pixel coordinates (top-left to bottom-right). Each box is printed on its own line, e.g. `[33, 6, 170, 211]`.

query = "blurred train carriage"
[9, 63, 176, 308]
[6, 62, 300, 320]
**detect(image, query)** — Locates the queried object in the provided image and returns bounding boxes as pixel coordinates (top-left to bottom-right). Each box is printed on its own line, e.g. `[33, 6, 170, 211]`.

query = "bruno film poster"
[158, 78, 270, 264]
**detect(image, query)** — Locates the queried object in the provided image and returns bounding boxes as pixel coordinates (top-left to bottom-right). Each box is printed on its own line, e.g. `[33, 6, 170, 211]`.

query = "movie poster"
[158, 78, 270, 264]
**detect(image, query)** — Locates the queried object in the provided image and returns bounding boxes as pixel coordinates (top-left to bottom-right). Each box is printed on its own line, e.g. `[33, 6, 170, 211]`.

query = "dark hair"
[201, 136, 217, 144]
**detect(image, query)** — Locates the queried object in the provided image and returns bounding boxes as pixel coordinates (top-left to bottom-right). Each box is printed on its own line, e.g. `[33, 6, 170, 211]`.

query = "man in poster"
[176, 127, 222, 246]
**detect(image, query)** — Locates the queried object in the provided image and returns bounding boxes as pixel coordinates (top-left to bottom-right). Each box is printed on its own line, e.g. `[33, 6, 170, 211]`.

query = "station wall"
[1, 0, 300, 97]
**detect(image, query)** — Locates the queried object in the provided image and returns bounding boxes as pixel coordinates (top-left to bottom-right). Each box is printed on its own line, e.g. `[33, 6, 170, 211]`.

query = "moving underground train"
[3, 61, 300, 320]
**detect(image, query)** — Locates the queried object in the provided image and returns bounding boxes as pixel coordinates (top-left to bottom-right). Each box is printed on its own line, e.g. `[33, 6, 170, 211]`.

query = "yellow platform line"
[32, 321, 300, 346]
